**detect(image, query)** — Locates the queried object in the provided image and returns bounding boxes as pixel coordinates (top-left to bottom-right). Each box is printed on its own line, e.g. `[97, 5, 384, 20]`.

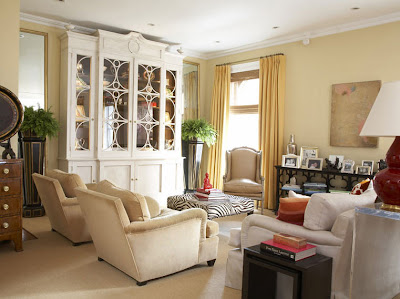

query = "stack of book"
[303, 182, 327, 195]
[194, 188, 225, 201]
[281, 184, 302, 193]
[260, 233, 316, 261]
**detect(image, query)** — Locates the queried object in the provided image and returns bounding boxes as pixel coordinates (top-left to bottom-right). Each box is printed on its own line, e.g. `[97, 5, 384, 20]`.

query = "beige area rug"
[0, 210, 273, 299]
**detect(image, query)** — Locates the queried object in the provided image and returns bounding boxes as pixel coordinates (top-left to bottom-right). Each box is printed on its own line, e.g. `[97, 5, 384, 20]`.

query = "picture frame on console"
[362, 160, 374, 173]
[282, 155, 300, 168]
[306, 158, 323, 170]
[356, 165, 371, 175]
[300, 146, 319, 168]
[341, 160, 355, 173]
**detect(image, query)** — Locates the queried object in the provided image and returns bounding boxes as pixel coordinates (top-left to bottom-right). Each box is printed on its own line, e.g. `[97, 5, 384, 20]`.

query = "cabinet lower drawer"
[0, 163, 21, 179]
[0, 197, 21, 217]
[0, 215, 21, 234]
[0, 179, 21, 196]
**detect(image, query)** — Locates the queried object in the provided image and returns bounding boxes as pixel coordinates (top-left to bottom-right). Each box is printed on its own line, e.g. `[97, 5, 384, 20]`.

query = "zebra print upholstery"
[167, 193, 254, 220]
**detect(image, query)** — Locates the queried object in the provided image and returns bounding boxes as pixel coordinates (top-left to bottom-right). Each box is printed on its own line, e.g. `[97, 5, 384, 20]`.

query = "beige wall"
[203, 21, 400, 174]
[20, 20, 64, 169]
[0, 1, 20, 151]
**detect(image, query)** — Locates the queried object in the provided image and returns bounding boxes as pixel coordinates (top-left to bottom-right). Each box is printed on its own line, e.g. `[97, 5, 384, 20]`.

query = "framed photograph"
[282, 155, 300, 169]
[306, 158, 323, 171]
[300, 146, 319, 168]
[356, 165, 371, 175]
[328, 155, 344, 168]
[341, 160, 355, 173]
[362, 160, 374, 173]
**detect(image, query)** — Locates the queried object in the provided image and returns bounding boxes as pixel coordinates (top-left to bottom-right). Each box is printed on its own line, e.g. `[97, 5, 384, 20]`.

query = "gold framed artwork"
[330, 80, 381, 148]
[300, 146, 319, 168]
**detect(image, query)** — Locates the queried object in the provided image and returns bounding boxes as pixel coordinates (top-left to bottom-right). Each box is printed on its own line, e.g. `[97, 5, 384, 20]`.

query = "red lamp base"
[374, 136, 400, 211]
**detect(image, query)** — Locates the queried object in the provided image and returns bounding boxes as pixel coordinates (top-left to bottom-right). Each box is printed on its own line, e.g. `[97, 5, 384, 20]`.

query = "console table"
[242, 245, 332, 299]
[275, 166, 374, 212]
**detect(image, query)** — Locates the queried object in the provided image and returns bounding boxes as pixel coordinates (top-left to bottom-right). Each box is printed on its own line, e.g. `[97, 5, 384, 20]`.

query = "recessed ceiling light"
[215, 41, 221, 43]
[351, 7, 360, 10]
[272, 26, 279, 29]
[147, 23, 155, 27]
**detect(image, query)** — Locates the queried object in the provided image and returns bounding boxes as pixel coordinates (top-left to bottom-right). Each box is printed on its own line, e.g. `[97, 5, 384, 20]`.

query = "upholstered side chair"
[32, 170, 92, 245]
[223, 147, 265, 214]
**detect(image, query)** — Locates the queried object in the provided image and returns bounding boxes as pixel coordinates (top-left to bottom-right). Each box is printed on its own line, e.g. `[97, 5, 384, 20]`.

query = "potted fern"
[20, 106, 60, 217]
[182, 119, 217, 192]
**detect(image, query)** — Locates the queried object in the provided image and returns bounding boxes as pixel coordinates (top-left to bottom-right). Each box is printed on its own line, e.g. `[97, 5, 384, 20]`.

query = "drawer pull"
[2, 222, 9, 229]
[2, 204, 9, 210]
[3, 186, 9, 192]
[3, 168, 9, 174]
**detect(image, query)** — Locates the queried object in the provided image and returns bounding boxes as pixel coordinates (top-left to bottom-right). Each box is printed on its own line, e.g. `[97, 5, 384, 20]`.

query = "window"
[226, 62, 259, 150]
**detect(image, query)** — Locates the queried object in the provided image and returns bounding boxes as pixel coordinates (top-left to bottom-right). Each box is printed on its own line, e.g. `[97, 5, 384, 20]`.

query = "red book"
[260, 239, 316, 261]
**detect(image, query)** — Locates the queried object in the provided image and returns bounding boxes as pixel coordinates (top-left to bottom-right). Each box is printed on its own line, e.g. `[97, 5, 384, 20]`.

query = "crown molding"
[199, 11, 400, 60]
[20, 12, 96, 34]
[20, 11, 400, 60]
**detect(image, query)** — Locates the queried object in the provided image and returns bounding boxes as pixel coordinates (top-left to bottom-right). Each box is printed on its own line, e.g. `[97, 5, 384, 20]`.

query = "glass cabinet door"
[136, 64, 161, 151]
[165, 69, 177, 150]
[75, 55, 91, 151]
[102, 58, 130, 151]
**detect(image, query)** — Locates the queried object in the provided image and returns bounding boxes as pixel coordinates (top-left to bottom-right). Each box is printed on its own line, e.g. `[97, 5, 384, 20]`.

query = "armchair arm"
[60, 197, 80, 207]
[124, 208, 208, 239]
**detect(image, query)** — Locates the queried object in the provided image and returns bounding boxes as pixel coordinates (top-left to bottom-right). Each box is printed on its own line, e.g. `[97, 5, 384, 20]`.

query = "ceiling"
[20, 0, 400, 59]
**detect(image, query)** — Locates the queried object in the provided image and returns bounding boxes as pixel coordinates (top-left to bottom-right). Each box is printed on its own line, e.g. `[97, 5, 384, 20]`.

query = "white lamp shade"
[360, 81, 400, 137]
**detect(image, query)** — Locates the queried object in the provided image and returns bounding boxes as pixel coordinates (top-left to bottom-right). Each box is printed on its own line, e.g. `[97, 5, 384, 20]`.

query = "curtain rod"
[216, 53, 284, 67]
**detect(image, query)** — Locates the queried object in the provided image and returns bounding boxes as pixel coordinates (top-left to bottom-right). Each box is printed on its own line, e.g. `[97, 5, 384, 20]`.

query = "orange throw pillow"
[277, 197, 311, 225]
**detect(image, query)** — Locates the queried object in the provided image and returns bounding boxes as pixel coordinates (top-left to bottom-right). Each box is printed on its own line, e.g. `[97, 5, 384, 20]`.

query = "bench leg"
[207, 259, 216, 266]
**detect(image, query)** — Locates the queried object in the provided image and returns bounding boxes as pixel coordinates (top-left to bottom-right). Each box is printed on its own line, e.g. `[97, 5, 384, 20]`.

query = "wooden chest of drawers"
[0, 159, 23, 251]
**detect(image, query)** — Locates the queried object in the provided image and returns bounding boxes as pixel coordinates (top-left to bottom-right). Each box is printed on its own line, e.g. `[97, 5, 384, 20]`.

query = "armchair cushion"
[206, 220, 219, 238]
[276, 197, 310, 225]
[144, 196, 161, 218]
[224, 178, 262, 193]
[96, 180, 151, 222]
[303, 192, 376, 231]
[46, 169, 87, 198]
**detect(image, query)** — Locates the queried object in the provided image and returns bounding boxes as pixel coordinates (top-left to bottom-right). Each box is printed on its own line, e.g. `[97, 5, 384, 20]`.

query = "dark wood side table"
[0, 159, 23, 251]
[242, 245, 332, 299]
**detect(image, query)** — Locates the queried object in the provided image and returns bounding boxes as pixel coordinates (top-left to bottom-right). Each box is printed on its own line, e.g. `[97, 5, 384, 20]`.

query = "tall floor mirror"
[182, 61, 202, 191]
[182, 61, 199, 120]
[19, 29, 48, 217]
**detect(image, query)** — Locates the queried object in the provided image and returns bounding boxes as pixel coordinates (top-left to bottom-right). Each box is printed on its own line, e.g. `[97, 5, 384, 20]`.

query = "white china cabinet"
[58, 30, 184, 206]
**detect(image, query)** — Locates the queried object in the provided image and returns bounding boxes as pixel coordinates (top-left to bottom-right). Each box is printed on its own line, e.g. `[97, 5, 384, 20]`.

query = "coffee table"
[167, 193, 254, 220]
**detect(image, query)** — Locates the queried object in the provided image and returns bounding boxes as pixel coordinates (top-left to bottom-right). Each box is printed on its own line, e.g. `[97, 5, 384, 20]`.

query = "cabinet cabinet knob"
[91, 118, 94, 121]
[92, 180, 96, 183]
[3, 186, 9, 192]
[2, 204, 9, 210]
[3, 168, 9, 174]
[2, 222, 9, 229]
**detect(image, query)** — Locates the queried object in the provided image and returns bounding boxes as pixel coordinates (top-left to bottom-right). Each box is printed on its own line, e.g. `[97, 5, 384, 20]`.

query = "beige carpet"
[0, 210, 273, 299]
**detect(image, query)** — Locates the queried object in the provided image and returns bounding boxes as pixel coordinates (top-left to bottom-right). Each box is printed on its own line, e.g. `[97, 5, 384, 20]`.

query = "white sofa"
[225, 191, 377, 299]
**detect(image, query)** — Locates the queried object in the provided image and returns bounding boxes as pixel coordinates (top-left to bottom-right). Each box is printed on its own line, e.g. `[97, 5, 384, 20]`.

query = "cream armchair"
[223, 147, 264, 214]
[225, 191, 377, 299]
[32, 170, 92, 245]
[75, 185, 219, 286]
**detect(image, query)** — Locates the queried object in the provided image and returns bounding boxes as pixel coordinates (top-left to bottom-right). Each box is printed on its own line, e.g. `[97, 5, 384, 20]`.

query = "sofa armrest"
[60, 197, 80, 207]
[228, 227, 241, 247]
[124, 208, 207, 239]
[241, 214, 343, 250]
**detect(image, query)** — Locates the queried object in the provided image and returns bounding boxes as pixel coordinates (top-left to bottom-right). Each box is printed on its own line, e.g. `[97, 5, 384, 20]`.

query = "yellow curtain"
[207, 65, 231, 189]
[183, 71, 198, 120]
[259, 55, 286, 210]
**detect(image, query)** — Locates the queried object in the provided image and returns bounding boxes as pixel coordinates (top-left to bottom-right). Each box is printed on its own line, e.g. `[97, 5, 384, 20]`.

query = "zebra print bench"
[167, 193, 254, 220]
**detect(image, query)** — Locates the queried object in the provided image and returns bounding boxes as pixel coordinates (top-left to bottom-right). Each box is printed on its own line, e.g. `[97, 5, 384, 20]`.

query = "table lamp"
[360, 81, 400, 211]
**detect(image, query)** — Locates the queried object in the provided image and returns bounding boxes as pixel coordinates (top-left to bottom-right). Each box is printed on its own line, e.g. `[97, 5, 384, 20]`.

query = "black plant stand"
[19, 132, 45, 217]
